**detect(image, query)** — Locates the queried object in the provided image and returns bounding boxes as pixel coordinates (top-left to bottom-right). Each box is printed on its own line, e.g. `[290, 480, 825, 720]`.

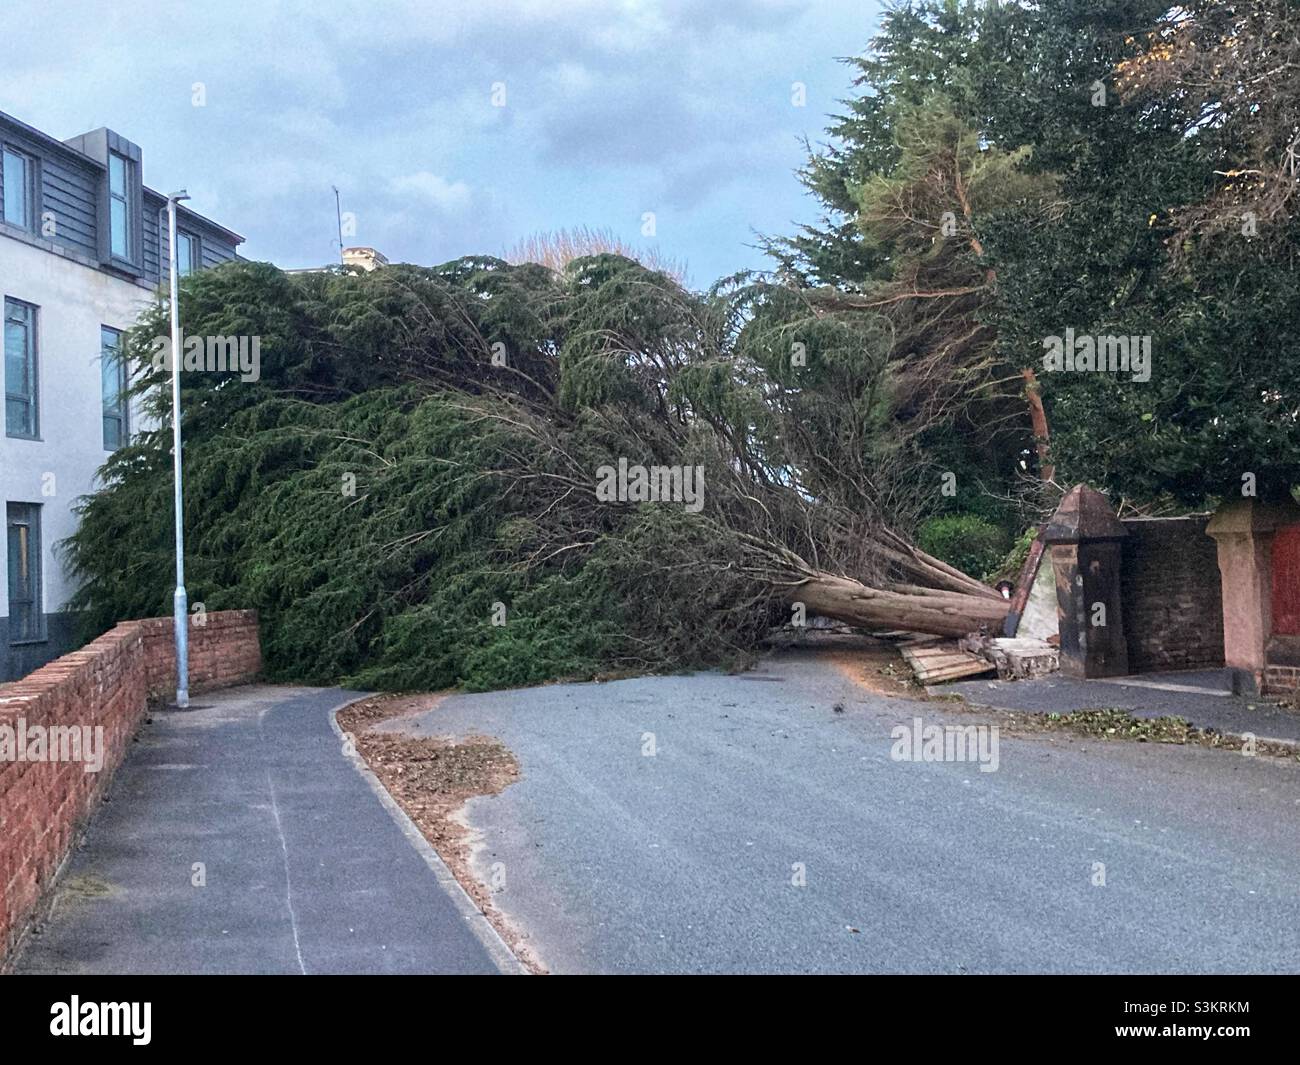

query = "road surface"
[378, 648, 1300, 974]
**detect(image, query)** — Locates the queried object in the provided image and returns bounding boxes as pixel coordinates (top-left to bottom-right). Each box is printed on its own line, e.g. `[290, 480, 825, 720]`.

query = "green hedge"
[916, 514, 1011, 584]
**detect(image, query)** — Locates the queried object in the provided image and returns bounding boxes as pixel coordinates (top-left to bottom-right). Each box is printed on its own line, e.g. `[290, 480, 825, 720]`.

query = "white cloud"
[0, 0, 883, 278]
[388, 172, 473, 212]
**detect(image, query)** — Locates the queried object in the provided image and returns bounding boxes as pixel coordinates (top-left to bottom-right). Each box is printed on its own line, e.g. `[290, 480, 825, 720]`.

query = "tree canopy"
[70, 255, 996, 689]
[773, 0, 1300, 509]
[67, 0, 1300, 691]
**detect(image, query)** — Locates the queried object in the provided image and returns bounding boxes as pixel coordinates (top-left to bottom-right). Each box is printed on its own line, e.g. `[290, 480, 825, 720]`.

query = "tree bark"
[876, 530, 1004, 601]
[792, 572, 1010, 638]
[1022, 367, 1054, 482]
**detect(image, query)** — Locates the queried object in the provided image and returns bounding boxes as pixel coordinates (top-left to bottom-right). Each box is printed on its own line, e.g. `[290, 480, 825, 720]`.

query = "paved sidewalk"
[15, 686, 514, 975]
[945, 670, 1300, 744]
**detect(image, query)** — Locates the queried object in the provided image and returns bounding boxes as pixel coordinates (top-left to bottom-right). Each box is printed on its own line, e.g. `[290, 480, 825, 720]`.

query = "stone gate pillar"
[1206, 499, 1300, 695]
[1043, 485, 1129, 679]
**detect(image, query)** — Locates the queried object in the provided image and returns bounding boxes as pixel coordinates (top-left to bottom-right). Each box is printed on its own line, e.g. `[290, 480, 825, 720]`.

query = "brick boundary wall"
[1265, 664, 1300, 695]
[1119, 516, 1226, 674]
[137, 610, 263, 697]
[1264, 636, 1300, 697]
[0, 609, 261, 964]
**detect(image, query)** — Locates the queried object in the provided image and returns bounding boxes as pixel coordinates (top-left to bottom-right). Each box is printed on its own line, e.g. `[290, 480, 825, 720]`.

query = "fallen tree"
[67, 256, 1004, 692]
[726, 525, 1006, 638]
[795, 578, 1006, 638]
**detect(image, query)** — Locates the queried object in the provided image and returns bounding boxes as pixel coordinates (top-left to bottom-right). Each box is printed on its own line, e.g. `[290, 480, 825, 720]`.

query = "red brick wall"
[1265, 664, 1300, 695]
[1119, 517, 1226, 673]
[1264, 634, 1300, 696]
[138, 609, 263, 698]
[0, 610, 260, 964]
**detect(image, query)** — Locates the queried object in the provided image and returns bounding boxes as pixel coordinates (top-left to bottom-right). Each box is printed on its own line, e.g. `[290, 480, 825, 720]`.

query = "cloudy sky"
[1, 0, 883, 286]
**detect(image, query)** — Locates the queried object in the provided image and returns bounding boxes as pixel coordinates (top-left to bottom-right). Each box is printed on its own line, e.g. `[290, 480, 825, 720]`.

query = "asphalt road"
[379, 651, 1300, 974]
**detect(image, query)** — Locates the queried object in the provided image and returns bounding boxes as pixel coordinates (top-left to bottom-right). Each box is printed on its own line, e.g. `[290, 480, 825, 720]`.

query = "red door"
[1273, 525, 1300, 636]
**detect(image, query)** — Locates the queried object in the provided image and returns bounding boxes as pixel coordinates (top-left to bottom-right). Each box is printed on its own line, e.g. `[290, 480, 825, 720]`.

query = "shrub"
[916, 514, 1011, 583]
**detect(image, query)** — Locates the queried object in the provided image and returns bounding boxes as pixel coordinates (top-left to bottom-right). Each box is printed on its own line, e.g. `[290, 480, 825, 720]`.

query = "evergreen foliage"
[68, 256, 898, 689]
[68, 1, 1300, 690]
[770, 0, 1299, 510]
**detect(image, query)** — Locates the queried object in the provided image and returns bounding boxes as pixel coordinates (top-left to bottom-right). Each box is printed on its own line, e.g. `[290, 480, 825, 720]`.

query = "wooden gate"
[1272, 524, 1300, 636]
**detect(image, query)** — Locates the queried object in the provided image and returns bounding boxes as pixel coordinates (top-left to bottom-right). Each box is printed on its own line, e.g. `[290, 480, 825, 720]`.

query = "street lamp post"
[167, 191, 191, 709]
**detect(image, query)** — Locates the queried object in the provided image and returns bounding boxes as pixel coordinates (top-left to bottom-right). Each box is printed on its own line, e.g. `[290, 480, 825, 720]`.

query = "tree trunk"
[792, 572, 1010, 638]
[1022, 367, 1054, 482]
[875, 530, 1004, 600]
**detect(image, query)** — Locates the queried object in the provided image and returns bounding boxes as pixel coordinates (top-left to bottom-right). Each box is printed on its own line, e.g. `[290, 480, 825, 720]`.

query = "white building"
[1, 110, 243, 680]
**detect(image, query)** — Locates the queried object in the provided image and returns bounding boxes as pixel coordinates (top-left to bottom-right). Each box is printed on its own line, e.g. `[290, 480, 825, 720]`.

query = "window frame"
[101, 325, 128, 451]
[1, 145, 34, 231]
[176, 230, 199, 277]
[108, 151, 132, 261]
[6, 502, 44, 645]
[4, 297, 39, 440]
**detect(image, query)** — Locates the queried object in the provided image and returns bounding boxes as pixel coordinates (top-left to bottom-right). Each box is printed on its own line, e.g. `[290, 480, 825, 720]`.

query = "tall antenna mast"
[332, 185, 344, 264]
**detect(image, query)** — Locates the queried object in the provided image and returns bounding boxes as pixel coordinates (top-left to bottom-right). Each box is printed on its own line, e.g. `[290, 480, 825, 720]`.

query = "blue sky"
[0, 0, 882, 287]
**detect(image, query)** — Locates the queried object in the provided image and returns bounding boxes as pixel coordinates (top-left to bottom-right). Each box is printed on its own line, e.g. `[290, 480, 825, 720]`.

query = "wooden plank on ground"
[901, 642, 995, 684]
[917, 661, 995, 683]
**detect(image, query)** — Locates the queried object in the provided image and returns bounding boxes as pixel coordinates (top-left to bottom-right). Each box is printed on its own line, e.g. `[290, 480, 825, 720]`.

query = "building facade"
[1, 110, 243, 680]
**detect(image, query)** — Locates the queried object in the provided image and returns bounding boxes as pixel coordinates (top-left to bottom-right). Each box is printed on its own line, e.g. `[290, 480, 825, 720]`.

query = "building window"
[6, 503, 43, 643]
[102, 326, 128, 450]
[108, 151, 132, 259]
[176, 231, 198, 276]
[2, 147, 32, 231]
[4, 298, 38, 438]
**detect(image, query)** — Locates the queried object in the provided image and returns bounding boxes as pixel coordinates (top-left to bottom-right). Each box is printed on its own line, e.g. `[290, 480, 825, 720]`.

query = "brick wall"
[0, 610, 260, 964]
[138, 609, 263, 697]
[1265, 635, 1300, 696]
[1119, 517, 1225, 673]
[1265, 664, 1300, 695]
